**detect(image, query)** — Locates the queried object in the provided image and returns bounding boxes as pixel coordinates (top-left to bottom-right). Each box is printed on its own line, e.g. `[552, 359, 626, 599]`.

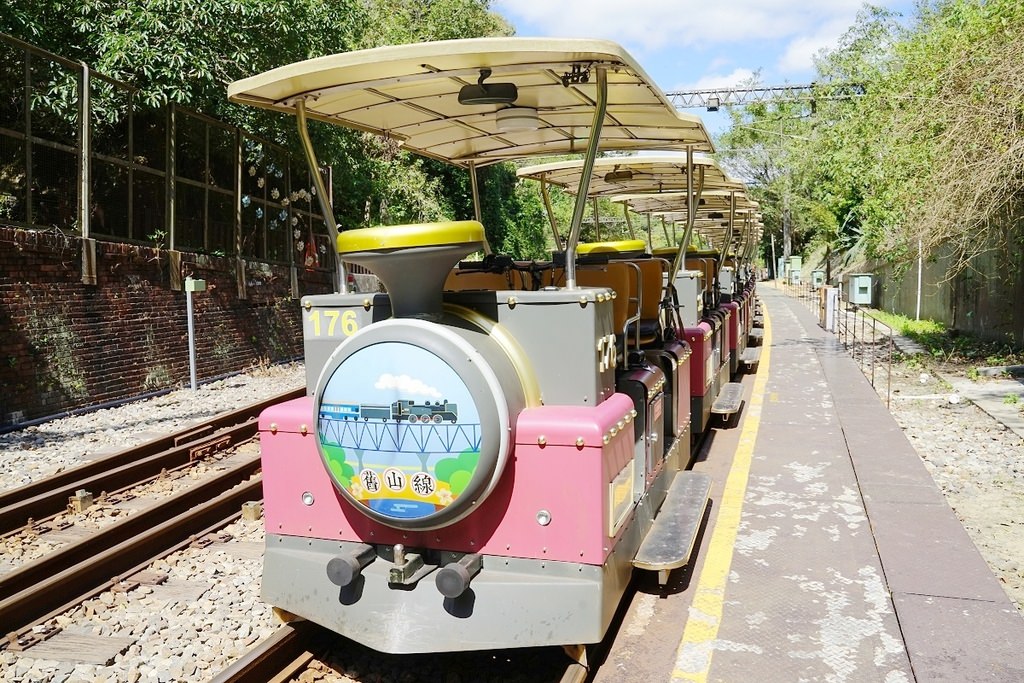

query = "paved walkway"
[675, 286, 1024, 682]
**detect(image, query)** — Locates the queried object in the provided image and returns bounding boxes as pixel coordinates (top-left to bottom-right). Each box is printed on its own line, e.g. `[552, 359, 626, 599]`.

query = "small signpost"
[184, 277, 207, 390]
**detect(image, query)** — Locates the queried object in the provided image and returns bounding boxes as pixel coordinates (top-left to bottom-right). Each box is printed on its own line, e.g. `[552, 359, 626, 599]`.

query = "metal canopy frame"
[228, 38, 713, 168]
[229, 37, 716, 292]
[517, 153, 752, 286]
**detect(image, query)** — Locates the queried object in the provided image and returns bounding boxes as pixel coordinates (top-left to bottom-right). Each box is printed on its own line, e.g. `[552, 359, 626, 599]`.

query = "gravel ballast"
[1, 349, 1021, 681]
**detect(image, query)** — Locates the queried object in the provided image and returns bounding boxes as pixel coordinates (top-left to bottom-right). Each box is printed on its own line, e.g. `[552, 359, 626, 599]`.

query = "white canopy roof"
[227, 38, 713, 168]
[516, 154, 744, 196]
[611, 190, 758, 215]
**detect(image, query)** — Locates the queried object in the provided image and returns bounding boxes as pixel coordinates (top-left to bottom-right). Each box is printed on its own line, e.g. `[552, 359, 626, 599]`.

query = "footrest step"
[740, 347, 761, 368]
[752, 315, 764, 328]
[711, 382, 744, 415]
[632, 472, 711, 585]
[748, 328, 764, 345]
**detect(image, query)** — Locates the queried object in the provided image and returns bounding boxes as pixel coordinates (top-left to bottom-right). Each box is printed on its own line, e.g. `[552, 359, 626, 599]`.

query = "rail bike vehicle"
[228, 37, 756, 655]
[619, 194, 764, 376]
[516, 156, 762, 436]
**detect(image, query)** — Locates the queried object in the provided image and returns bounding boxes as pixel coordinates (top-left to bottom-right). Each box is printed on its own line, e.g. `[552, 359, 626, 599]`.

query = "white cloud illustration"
[374, 373, 442, 399]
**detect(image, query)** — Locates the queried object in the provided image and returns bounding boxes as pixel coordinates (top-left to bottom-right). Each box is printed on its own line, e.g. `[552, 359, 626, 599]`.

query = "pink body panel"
[683, 322, 713, 396]
[259, 394, 636, 566]
[740, 292, 752, 334]
[677, 349, 692, 423]
[724, 301, 740, 350]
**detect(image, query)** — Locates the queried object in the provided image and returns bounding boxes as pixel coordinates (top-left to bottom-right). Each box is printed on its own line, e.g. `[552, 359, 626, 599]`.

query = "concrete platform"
[601, 285, 1024, 682]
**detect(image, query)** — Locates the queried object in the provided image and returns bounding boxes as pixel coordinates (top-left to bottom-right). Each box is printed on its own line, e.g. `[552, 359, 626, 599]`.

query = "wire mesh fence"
[0, 33, 334, 273]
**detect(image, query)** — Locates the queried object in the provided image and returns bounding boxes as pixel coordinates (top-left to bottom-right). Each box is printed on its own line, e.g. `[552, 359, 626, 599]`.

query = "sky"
[493, 0, 916, 135]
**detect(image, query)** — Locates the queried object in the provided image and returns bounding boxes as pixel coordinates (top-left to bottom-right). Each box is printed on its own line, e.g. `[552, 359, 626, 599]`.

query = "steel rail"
[0, 453, 261, 600]
[209, 623, 321, 683]
[0, 387, 302, 533]
[0, 474, 263, 636]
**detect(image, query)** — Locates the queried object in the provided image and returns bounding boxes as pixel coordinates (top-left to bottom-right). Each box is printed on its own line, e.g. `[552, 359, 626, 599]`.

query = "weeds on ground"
[870, 310, 1024, 367]
[1004, 394, 1020, 406]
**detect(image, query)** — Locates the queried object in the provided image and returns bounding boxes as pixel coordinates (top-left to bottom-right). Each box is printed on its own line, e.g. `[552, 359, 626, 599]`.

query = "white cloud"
[680, 68, 758, 93]
[495, 0, 864, 52]
[776, 18, 852, 73]
[374, 373, 442, 399]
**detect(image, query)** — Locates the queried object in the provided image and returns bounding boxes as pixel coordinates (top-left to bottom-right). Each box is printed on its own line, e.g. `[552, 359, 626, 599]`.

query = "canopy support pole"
[718, 191, 737, 280]
[540, 179, 563, 250]
[623, 204, 637, 242]
[468, 161, 493, 256]
[668, 147, 704, 285]
[565, 66, 608, 289]
[296, 99, 345, 293]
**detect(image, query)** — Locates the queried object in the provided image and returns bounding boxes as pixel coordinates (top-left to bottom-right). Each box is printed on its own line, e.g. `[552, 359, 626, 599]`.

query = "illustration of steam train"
[320, 401, 459, 424]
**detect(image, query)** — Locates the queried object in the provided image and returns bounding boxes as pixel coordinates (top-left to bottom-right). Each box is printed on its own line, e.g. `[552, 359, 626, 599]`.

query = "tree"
[876, 0, 1024, 269]
[2, 0, 367, 113]
[771, 0, 1024, 274]
[1, 0, 532, 241]
[716, 76, 821, 270]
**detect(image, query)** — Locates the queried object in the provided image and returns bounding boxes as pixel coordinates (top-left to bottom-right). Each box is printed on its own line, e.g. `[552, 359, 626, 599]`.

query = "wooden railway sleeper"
[190, 434, 233, 462]
[192, 531, 233, 549]
[24, 518, 45, 536]
[111, 570, 168, 593]
[104, 491, 136, 505]
[5, 623, 59, 651]
[175, 424, 214, 447]
[561, 644, 590, 683]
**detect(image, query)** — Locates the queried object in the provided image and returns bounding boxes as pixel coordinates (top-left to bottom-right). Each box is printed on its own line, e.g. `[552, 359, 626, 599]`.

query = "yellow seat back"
[444, 269, 517, 291]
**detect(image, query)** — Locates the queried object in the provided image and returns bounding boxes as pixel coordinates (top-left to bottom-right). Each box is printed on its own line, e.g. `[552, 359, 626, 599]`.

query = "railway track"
[211, 624, 583, 683]
[0, 389, 302, 652]
[0, 387, 302, 534]
[210, 622, 322, 683]
[0, 382, 689, 678]
[0, 467, 263, 636]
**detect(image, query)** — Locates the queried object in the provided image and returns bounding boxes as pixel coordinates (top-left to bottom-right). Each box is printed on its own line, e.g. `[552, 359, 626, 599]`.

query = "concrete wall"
[0, 226, 334, 425]
[800, 229, 1023, 347]
[872, 241, 1023, 345]
[873, 252, 953, 325]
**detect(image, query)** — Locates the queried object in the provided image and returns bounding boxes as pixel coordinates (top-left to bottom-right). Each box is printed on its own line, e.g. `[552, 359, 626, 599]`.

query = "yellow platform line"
[672, 306, 773, 681]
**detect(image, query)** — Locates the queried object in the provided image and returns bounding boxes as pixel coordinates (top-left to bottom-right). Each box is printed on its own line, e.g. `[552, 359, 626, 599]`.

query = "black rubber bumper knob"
[435, 562, 471, 598]
[327, 555, 362, 587]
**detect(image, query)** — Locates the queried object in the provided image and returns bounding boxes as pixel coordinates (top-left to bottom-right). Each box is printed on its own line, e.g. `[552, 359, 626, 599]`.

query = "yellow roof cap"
[577, 239, 647, 255]
[337, 220, 484, 254]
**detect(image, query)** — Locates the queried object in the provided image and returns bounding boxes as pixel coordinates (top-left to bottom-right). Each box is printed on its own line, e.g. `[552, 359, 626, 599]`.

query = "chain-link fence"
[0, 33, 334, 272]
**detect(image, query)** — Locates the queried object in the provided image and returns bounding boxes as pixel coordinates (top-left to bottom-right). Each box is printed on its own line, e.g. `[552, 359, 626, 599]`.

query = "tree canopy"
[717, 0, 1024, 274]
[5, 0, 1022, 265]
[1, 0, 552, 256]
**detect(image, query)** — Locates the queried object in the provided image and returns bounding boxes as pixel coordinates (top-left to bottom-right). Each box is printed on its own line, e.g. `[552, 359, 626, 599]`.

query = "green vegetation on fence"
[0, 0, 559, 259]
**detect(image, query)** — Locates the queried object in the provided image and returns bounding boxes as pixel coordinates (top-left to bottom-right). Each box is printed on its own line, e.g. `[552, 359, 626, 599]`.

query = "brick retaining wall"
[0, 226, 333, 424]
